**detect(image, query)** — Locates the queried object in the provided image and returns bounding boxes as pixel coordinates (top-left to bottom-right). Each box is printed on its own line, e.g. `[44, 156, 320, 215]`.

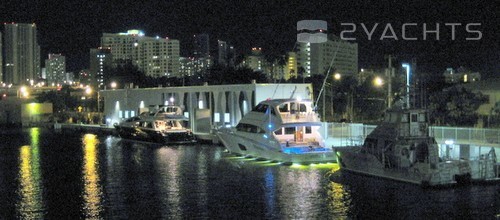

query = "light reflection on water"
[155, 146, 182, 218]
[16, 128, 44, 219]
[81, 134, 103, 218]
[1, 129, 498, 219]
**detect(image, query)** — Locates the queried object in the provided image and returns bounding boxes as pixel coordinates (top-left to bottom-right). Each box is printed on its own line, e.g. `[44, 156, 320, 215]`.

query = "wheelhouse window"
[252, 104, 268, 113]
[284, 127, 295, 135]
[289, 103, 308, 114]
[274, 129, 283, 135]
[305, 126, 312, 134]
[251, 104, 276, 115]
[278, 103, 289, 113]
[125, 116, 141, 122]
[236, 123, 265, 134]
[299, 103, 307, 112]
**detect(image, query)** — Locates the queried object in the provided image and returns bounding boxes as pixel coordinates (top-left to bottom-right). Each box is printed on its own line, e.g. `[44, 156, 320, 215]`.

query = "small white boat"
[114, 105, 196, 144]
[217, 98, 335, 164]
[334, 107, 499, 187]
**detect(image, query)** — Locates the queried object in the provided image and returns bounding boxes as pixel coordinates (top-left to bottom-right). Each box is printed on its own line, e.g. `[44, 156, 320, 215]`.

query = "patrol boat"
[334, 106, 499, 186]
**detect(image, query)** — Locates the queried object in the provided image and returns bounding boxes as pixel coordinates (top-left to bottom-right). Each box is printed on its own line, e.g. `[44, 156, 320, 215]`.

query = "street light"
[110, 82, 117, 89]
[373, 76, 383, 87]
[334, 73, 341, 81]
[85, 87, 92, 95]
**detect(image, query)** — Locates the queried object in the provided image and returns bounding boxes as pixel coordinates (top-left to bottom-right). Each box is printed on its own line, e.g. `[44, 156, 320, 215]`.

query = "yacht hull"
[335, 147, 500, 187]
[217, 130, 336, 164]
[115, 125, 196, 144]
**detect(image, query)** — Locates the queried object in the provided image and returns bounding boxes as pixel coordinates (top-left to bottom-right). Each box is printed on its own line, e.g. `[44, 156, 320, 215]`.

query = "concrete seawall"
[54, 123, 116, 135]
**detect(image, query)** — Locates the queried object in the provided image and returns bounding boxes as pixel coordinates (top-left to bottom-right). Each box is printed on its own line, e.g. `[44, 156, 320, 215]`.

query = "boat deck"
[281, 143, 331, 154]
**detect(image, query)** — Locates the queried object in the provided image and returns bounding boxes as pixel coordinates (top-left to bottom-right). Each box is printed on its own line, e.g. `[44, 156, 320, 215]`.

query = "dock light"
[445, 139, 454, 145]
[19, 86, 29, 98]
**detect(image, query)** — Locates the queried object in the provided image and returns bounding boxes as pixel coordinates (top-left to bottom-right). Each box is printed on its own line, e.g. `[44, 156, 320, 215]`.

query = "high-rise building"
[217, 40, 237, 67]
[296, 34, 357, 77]
[217, 40, 228, 65]
[45, 54, 66, 85]
[242, 47, 265, 72]
[3, 23, 41, 85]
[193, 34, 210, 58]
[179, 57, 195, 78]
[100, 30, 180, 78]
[90, 47, 113, 89]
[285, 52, 298, 80]
[193, 34, 211, 74]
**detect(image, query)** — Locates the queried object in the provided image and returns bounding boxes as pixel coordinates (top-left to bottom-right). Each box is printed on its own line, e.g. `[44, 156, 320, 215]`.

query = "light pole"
[402, 63, 411, 109]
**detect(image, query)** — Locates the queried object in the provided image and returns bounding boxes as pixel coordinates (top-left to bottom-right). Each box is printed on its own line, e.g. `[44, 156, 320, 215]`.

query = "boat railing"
[280, 112, 321, 123]
[325, 123, 500, 146]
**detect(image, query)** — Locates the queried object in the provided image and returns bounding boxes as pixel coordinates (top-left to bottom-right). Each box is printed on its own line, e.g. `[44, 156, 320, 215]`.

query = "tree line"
[37, 63, 492, 127]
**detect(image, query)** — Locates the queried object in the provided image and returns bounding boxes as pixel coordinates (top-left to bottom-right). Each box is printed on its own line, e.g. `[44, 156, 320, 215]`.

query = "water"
[0, 128, 498, 219]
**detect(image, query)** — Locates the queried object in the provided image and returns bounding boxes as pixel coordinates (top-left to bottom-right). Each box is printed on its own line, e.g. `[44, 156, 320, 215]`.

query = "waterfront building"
[0, 97, 53, 126]
[45, 54, 66, 85]
[89, 47, 113, 89]
[296, 34, 358, 77]
[3, 23, 41, 85]
[444, 67, 481, 84]
[100, 30, 180, 78]
[100, 83, 313, 140]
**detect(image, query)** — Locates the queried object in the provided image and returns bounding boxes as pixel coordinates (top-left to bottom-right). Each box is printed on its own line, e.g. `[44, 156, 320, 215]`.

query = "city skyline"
[1, 0, 498, 77]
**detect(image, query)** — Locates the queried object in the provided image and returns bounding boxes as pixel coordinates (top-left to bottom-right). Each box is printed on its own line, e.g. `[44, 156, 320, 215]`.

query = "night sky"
[1, 0, 498, 77]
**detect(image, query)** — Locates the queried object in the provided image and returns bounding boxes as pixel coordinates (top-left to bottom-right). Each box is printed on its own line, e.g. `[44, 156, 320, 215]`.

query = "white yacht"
[334, 106, 499, 187]
[114, 105, 196, 144]
[217, 98, 335, 164]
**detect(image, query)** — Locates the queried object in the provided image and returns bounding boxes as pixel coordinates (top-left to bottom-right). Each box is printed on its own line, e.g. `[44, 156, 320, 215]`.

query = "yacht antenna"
[289, 86, 297, 99]
[314, 42, 340, 110]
